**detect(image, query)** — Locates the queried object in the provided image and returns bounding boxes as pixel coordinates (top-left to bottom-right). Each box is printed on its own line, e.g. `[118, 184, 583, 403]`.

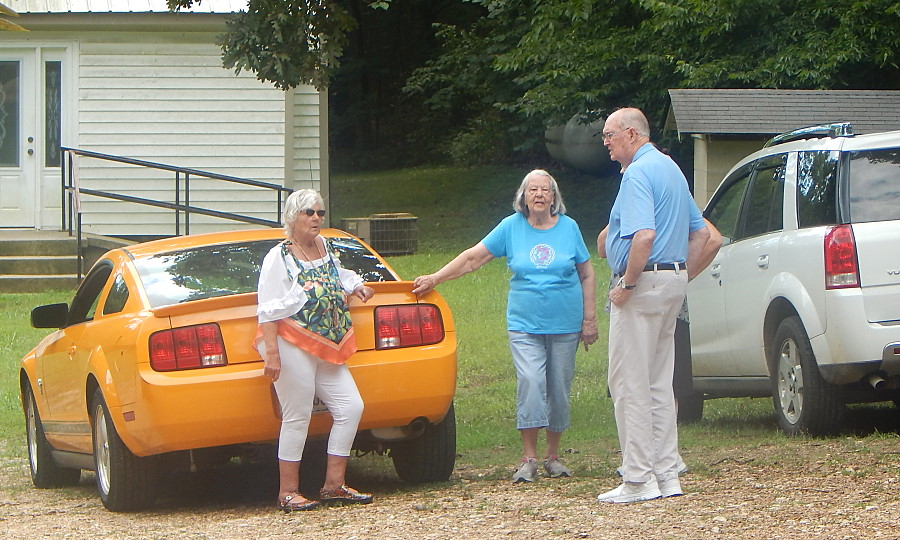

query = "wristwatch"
[617, 277, 636, 290]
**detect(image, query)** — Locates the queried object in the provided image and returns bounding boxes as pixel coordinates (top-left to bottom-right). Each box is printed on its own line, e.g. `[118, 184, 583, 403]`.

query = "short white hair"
[282, 189, 324, 232]
[610, 107, 651, 138]
[512, 169, 567, 216]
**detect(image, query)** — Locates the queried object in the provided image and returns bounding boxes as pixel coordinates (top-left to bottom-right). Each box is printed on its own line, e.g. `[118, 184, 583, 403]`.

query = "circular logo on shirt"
[530, 243, 555, 269]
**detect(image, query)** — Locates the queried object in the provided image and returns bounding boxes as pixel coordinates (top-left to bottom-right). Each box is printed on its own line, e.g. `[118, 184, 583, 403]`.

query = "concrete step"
[0, 230, 131, 293]
[0, 237, 77, 257]
[0, 255, 79, 275]
[0, 275, 79, 293]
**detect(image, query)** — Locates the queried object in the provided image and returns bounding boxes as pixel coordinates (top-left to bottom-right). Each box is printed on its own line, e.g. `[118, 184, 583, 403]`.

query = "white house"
[0, 0, 326, 238]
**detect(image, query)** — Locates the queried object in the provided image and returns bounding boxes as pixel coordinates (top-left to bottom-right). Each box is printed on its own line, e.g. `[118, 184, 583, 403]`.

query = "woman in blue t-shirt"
[413, 169, 597, 483]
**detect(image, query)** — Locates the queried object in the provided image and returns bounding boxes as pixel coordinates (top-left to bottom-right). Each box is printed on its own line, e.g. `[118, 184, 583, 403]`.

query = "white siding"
[8, 0, 247, 14]
[73, 37, 291, 235]
[289, 87, 322, 192]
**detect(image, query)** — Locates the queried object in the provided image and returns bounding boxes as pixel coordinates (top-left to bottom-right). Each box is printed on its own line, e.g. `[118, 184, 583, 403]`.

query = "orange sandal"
[278, 492, 321, 513]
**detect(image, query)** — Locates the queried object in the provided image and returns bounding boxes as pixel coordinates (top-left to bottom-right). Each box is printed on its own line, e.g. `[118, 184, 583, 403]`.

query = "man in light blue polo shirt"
[596, 108, 709, 504]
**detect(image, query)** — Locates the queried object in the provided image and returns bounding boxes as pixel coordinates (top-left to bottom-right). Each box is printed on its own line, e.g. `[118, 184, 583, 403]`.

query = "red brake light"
[150, 323, 227, 371]
[824, 224, 860, 289]
[375, 304, 444, 349]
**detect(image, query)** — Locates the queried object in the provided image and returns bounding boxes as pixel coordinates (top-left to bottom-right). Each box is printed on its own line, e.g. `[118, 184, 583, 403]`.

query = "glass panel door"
[0, 60, 20, 167]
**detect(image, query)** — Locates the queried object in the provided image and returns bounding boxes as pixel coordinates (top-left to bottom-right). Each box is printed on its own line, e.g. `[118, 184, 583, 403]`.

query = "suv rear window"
[134, 237, 395, 308]
[847, 148, 900, 223]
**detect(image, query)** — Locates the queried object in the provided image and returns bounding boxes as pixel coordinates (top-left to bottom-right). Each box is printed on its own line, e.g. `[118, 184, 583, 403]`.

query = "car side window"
[102, 273, 130, 315]
[738, 153, 786, 239]
[706, 164, 752, 245]
[847, 147, 900, 223]
[68, 262, 114, 325]
[797, 150, 838, 228]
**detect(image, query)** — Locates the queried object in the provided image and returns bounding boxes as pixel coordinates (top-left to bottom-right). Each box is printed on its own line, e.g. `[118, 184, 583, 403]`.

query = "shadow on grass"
[685, 400, 899, 438]
[843, 404, 900, 437]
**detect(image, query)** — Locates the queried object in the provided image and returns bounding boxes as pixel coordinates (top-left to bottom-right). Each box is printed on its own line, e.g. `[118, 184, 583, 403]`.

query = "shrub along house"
[0, 0, 327, 239]
[665, 89, 900, 207]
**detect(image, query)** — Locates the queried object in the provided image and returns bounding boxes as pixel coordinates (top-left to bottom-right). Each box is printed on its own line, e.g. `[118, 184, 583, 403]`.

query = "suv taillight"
[375, 304, 444, 349]
[149, 323, 227, 371]
[824, 224, 860, 289]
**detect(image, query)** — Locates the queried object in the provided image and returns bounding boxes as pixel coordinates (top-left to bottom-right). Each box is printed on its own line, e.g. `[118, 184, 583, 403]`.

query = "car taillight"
[149, 323, 227, 371]
[375, 304, 444, 349]
[824, 224, 860, 290]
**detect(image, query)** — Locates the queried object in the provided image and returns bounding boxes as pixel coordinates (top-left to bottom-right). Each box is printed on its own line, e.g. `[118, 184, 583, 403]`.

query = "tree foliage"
[170, 0, 900, 166]
[472, 0, 900, 129]
[168, 0, 360, 90]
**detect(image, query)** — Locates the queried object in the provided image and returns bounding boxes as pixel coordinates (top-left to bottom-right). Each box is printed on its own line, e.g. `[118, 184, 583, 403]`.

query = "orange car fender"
[19, 352, 44, 414]
[85, 346, 124, 418]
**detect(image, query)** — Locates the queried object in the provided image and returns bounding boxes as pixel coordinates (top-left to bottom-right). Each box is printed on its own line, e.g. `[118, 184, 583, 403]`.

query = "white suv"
[685, 123, 900, 435]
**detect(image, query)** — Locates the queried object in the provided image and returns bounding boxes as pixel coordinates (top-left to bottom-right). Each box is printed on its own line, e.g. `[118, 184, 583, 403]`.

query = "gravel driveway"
[2, 437, 899, 539]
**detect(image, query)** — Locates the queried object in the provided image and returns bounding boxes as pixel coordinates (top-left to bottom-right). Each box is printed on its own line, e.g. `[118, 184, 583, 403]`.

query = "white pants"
[608, 270, 687, 483]
[260, 337, 364, 461]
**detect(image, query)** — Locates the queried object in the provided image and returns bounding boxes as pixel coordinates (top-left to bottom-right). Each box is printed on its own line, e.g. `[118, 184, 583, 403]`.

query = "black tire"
[23, 383, 81, 488]
[91, 388, 159, 511]
[391, 403, 456, 484]
[298, 438, 328, 498]
[769, 316, 844, 436]
[677, 391, 704, 424]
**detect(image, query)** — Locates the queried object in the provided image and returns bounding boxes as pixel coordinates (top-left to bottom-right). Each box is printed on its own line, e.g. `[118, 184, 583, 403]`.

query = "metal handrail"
[61, 147, 293, 278]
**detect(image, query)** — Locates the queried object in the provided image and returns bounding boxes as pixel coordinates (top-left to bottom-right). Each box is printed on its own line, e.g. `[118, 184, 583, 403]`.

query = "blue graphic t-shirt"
[481, 213, 590, 334]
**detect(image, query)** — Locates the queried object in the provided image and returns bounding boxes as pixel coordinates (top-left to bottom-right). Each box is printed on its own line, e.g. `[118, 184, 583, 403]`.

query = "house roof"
[5, 0, 246, 13]
[666, 89, 900, 138]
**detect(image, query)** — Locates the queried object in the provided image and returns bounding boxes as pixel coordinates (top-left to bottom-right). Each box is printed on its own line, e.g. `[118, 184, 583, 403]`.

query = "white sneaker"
[658, 477, 683, 498]
[597, 480, 661, 503]
[511, 459, 539, 483]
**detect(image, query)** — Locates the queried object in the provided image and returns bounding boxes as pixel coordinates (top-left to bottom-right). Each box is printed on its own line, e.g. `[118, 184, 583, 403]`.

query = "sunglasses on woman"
[303, 209, 326, 217]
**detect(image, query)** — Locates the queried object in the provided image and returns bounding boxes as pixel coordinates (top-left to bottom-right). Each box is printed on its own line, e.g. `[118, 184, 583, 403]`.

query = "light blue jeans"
[508, 331, 581, 432]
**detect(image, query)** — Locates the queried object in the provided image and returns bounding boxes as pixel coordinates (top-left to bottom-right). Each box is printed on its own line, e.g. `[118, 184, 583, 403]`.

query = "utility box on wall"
[341, 213, 417, 255]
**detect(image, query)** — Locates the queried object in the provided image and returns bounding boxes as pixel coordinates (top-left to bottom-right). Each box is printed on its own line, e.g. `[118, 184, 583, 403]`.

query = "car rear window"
[847, 148, 900, 223]
[134, 237, 395, 308]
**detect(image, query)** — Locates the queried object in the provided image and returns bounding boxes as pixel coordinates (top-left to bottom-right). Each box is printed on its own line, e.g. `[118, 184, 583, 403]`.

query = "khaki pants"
[608, 269, 687, 483]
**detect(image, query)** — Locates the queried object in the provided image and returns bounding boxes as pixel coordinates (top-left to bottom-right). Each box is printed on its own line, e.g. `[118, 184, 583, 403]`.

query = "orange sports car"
[19, 228, 457, 511]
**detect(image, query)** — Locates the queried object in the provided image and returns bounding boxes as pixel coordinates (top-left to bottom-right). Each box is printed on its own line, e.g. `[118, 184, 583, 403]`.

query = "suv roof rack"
[764, 122, 855, 148]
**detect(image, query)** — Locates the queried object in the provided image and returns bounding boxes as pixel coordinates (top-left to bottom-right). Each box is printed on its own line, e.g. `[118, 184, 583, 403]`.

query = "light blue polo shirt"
[605, 143, 705, 275]
[482, 213, 590, 334]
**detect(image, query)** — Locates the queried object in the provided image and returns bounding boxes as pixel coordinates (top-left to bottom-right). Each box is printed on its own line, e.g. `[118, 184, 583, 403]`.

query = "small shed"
[665, 89, 900, 207]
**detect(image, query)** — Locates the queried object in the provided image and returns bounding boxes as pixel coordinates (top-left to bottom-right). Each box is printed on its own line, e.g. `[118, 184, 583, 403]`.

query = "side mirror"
[32, 303, 69, 329]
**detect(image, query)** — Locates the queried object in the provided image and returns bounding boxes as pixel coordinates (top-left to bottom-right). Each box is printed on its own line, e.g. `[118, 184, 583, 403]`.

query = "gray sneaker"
[543, 457, 572, 478]
[511, 459, 539, 483]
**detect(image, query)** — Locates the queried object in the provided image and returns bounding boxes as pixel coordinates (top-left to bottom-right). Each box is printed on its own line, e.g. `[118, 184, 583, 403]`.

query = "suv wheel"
[770, 316, 844, 436]
[391, 403, 456, 484]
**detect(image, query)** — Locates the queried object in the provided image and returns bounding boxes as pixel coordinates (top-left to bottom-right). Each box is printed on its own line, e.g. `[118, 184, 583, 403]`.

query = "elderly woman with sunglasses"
[413, 169, 597, 483]
[255, 189, 375, 512]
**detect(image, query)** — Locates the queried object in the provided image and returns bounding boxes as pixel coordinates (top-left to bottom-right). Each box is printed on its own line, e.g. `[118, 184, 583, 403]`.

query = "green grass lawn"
[2, 164, 896, 492]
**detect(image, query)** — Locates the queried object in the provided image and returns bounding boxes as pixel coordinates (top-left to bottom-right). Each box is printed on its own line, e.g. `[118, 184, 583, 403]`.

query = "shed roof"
[5, 0, 245, 13]
[666, 89, 900, 137]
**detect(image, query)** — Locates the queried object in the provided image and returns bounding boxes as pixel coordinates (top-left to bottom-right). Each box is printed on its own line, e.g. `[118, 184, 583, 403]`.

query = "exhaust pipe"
[407, 417, 428, 437]
[868, 373, 886, 390]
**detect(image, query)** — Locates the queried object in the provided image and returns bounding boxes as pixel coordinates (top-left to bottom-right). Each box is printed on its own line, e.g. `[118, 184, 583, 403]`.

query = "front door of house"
[0, 48, 65, 229]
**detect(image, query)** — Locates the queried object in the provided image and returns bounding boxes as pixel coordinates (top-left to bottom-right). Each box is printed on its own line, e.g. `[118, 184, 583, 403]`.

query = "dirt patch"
[2, 439, 899, 539]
